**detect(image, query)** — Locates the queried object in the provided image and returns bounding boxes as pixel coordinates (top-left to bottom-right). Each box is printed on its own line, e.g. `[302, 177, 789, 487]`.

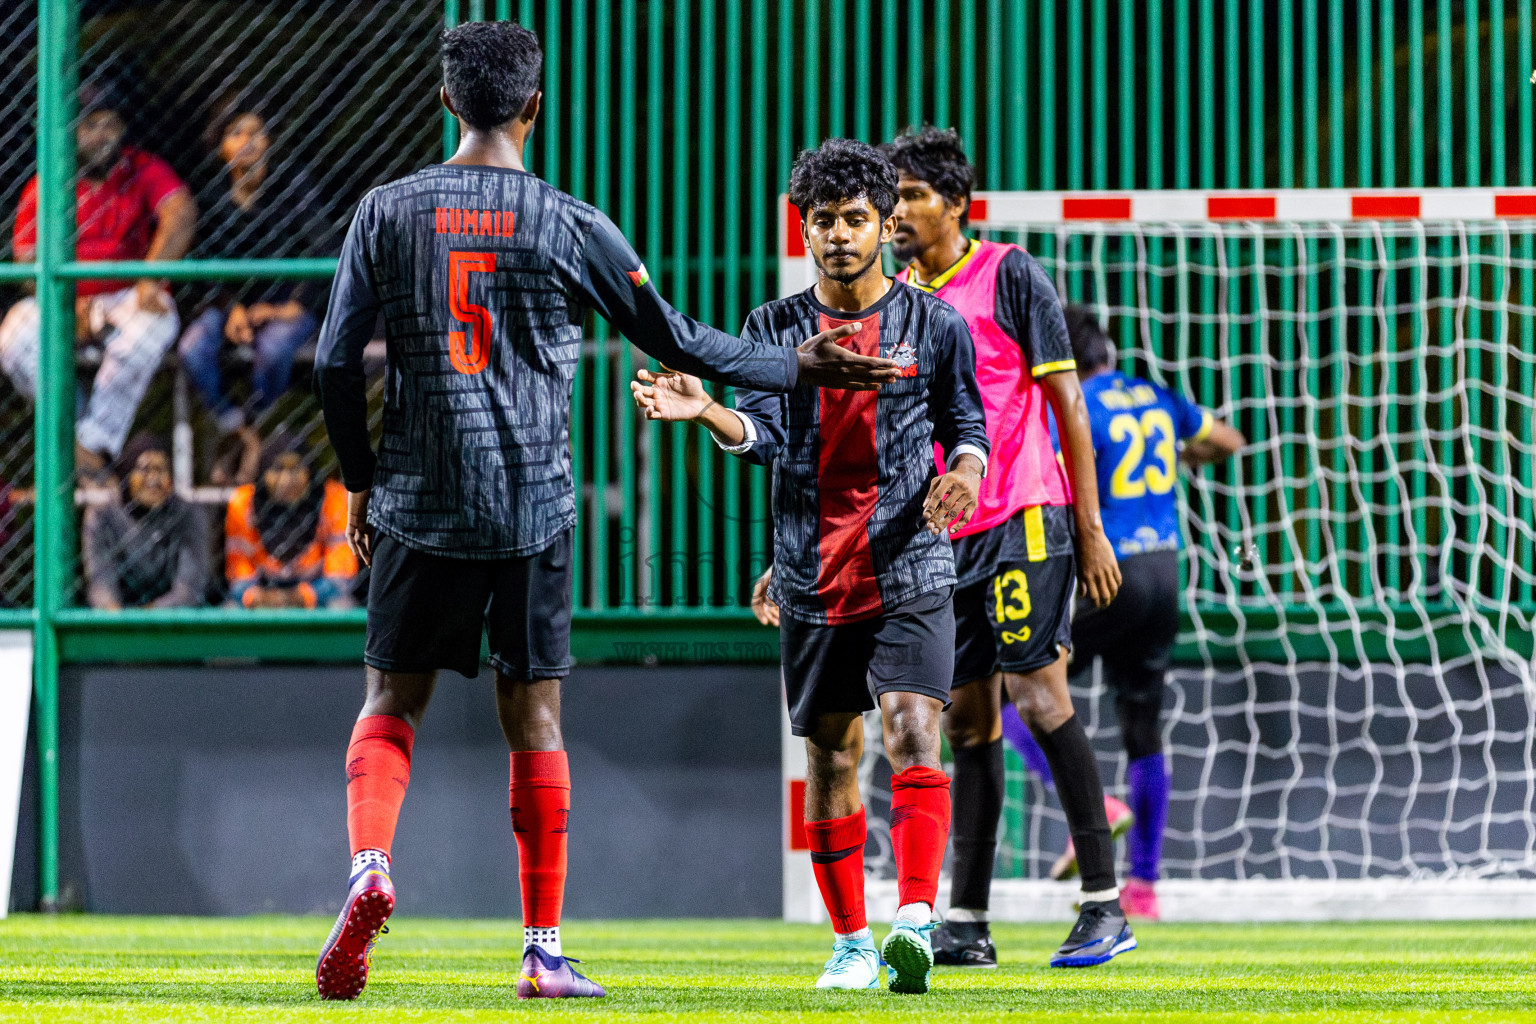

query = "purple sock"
[1126, 753, 1169, 881]
[1001, 704, 1054, 787]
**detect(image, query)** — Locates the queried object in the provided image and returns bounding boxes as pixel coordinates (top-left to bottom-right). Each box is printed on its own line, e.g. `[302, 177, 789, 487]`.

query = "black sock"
[1032, 715, 1116, 893]
[948, 737, 1004, 915]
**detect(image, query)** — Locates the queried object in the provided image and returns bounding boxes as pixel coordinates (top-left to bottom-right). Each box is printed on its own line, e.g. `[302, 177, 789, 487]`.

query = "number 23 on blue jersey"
[1106, 408, 1179, 499]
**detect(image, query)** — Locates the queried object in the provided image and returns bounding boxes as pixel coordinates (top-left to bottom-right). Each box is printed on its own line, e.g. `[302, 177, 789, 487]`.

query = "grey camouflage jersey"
[315, 164, 799, 558]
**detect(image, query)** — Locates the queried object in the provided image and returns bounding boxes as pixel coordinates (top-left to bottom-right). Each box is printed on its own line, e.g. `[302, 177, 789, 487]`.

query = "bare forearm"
[693, 399, 745, 446]
[950, 452, 985, 478]
[1181, 420, 1245, 467]
[146, 191, 196, 263]
[1044, 376, 1105, 533]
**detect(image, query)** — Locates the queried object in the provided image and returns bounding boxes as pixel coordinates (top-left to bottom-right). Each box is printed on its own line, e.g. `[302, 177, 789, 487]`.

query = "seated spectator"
[0, 81, 196, 476]
[179, 94, 331, 470]
[225, 434, 356, 608]
[82, 432, 208, 609]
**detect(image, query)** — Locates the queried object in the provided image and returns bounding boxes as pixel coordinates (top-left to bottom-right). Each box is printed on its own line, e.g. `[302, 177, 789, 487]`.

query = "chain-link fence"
[6, 0, 444, 610]
[0, 2, 39, 608]
[9, 0, 1536, 622]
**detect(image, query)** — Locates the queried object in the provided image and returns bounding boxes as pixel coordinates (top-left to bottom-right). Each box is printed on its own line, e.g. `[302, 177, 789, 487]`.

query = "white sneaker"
[815, 936, 880, 990]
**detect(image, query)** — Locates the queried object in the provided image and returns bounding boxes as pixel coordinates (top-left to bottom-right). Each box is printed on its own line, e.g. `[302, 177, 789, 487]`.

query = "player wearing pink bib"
[884, 127, 1132, 969]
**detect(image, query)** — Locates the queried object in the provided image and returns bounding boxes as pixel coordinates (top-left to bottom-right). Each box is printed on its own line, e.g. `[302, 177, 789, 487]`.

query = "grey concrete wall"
[10, 664, 783, 917]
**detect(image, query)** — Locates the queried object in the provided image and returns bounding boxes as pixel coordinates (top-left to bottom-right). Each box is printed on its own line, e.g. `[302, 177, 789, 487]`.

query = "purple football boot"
[516, 944, 607, 999]
[316, 864, 395, 999]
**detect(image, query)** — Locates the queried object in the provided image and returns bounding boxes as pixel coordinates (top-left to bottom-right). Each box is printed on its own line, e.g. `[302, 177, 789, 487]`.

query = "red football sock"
[890, 766, 951, 909]
[804, 808, 868, 934]
[345, 714, 415, 857]
[510, 750, 571, 929]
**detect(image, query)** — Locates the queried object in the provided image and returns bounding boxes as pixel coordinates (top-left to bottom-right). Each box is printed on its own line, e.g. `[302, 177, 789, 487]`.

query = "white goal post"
[777, 188, 1536, 923]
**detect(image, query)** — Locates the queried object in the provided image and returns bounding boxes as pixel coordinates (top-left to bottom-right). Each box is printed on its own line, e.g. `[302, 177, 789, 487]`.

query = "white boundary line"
[856, 878, 1536, 924]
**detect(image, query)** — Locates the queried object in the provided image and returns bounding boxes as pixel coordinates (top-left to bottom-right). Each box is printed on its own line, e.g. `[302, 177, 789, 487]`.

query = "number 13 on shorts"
[994, 568, 1033, 645]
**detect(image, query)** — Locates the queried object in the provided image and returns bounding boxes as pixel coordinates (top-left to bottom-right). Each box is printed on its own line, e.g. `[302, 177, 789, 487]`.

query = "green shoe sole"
[881, 928, 933, 995]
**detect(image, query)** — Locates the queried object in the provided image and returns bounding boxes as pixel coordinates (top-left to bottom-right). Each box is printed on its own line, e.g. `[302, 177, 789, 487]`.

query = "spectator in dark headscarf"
[225, 433, 356, 608]
[82, 432, 209, 609]
[178, 92, 333, 469]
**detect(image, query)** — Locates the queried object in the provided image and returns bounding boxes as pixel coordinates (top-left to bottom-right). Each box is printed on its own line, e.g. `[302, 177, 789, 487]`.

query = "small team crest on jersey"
[627, 264, 650, 287]
[889, 339, 919, 377]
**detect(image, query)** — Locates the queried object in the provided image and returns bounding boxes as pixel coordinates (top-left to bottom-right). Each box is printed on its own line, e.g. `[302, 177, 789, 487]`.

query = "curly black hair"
[1063, 304, 1113, 372]
[880, 126, 976, 224]
[442, 22, 543, 132]
[788, 138, 899, 222]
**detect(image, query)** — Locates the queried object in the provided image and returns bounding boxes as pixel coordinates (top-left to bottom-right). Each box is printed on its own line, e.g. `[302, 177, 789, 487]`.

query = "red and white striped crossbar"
[777, 188, 1536, 295]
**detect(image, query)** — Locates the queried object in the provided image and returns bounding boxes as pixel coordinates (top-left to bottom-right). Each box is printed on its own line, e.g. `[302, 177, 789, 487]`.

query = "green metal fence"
[9, 0, 1534, 907]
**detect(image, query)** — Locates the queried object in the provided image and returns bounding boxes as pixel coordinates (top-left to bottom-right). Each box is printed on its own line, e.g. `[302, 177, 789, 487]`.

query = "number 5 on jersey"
[449, 251, 496, 375]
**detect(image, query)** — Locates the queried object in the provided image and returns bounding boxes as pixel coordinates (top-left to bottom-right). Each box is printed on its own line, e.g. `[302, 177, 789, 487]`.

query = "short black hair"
[1063, 304, 1114, 372]
[202, 89, 271, 151]
[79, 78, 129, 119]
[441, 22, 542, 132]
[881, 126, 976, 224]
[788, 138, 899, 223]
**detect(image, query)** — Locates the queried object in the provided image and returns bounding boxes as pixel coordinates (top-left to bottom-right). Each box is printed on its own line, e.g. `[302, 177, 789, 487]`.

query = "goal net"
[778, 189, 1536, 921]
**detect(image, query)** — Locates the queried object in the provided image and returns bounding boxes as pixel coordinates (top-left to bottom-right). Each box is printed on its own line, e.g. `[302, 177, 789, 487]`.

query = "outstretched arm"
[630, 368, 785, 466]
[1182, 419, 1245, 467]
[580, 211, 898, 392]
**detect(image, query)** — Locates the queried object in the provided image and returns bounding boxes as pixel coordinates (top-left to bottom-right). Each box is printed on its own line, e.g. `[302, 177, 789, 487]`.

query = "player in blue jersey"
[1011, 305, 1243, 919]
[311, 23, 899, 1003]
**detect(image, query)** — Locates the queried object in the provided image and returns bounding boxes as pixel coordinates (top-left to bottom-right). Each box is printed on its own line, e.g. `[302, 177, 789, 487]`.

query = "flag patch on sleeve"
[627, 264, 650, 287]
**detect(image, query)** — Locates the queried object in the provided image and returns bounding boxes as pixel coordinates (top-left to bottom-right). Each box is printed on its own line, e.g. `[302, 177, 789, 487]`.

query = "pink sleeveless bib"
[902, 240, 1072, 538]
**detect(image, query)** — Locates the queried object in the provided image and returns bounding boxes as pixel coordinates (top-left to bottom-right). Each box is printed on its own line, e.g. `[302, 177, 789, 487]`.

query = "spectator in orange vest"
[226, 433, 357, 608]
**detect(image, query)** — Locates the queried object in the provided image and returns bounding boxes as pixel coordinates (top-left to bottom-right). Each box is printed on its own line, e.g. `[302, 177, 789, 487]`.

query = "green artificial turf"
[0, 915, 1531, 1022]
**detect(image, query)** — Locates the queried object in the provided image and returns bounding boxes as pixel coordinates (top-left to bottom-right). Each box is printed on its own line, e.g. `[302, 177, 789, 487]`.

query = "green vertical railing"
[31, 0, 78, 913]
[15, 0, 1536, 906]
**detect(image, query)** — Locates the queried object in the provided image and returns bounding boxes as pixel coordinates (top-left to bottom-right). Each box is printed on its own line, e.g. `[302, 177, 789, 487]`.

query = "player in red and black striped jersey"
[633, 139, 989, 994]
[312, 23, 898, 1003]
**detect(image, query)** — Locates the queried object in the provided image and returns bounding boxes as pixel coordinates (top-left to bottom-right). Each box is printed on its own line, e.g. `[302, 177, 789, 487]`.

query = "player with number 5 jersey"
[311, 22, 899, 1004]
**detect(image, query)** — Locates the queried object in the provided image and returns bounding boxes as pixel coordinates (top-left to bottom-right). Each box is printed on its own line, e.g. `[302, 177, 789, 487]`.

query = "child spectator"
[82, 432, 208, 609]
[1, 81, 196, 475]
[225, 433, 356, 608]
[179, 94, 332, 461]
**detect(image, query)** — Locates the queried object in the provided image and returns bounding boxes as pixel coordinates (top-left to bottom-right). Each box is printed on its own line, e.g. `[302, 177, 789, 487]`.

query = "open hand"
[630, 368, 713, 422]
[795, 322, 901, 391]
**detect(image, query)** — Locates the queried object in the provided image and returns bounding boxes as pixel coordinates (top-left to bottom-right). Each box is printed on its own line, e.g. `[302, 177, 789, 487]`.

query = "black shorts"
[364, 529, 574, 681]
[951, 527, 1006, 687]
[951, 579, 1001, 687]
[779, 586, 955, 737]
[1071, 549, 1180, 710]
[990, 505, 1078, 675]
